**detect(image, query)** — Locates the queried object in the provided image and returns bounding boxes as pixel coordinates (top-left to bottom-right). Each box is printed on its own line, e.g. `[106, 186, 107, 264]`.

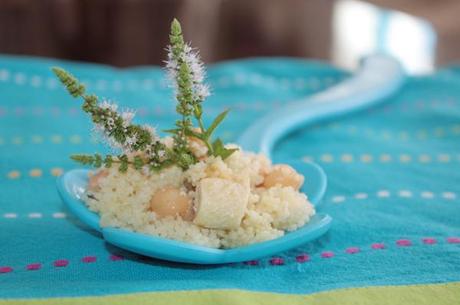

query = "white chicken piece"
[193, 178, 249, 229]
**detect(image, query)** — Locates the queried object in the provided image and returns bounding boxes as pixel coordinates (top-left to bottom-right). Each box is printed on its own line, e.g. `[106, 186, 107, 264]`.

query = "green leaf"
[163, 129, 179, 135]
[212, 138, 237, 160]
[70, 154, 95, 166]
[118, 155, 129, 172]
[183, 128, 205, 140]
[94, 154, 103, 167]
[104, 155, 113, 168]
[133, 156, 144, 170]
[206, 109, 229, 138]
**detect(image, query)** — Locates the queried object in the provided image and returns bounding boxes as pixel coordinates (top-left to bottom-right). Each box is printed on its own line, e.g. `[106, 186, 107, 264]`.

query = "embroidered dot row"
[302, 153, 460, 164]
[0, 135, 95, 145]
[250, 237, 460, 266]
[2, 212, 67, 219]
[1, 238, 459, 273]
[0, 254, 124, 274]
[331, 190, 457, 203]
[0, 132, 237, 146]
[0, 69, 339, 91]
[0, 102, 270, 117]
[3, 168, 63, 179]
[326, 123, 460, 140]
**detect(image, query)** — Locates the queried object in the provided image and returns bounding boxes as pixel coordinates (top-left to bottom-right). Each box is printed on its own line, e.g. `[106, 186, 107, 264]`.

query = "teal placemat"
[0, 55, 459, 299]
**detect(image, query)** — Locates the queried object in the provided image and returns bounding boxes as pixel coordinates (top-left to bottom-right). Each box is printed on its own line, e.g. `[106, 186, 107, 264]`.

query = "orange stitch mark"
[51, 167, 63, 177]
[29, 169, 42, 178]
[7, 170, 20, 179]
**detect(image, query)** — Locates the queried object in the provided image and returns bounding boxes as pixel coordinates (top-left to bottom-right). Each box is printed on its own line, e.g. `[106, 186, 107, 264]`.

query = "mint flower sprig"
[52, 68, 170, 172]
[165, 19, 237, 164]
[52, 18, 236, 173]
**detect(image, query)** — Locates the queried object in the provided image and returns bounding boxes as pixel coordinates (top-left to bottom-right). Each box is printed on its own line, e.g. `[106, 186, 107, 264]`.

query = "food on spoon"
[53, 18, 315, 249]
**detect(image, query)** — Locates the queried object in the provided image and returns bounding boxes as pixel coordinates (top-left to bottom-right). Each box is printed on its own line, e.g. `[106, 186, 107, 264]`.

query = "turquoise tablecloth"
[0, 55, 459, 304]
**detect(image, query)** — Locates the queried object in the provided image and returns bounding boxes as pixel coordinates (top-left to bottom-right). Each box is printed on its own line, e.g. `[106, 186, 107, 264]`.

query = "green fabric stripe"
[2, 282, 460, 305]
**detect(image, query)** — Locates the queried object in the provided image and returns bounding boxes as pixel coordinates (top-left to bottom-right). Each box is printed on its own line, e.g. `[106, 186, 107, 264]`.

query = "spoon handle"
[237, 54, 405, 157]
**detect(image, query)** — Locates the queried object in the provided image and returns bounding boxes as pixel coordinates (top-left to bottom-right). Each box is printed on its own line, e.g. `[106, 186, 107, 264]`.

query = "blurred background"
[0, 0, 458, 74]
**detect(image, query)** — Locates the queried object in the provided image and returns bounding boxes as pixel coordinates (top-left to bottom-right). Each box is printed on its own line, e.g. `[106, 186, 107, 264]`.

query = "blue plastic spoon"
[57, 54, 404, 264]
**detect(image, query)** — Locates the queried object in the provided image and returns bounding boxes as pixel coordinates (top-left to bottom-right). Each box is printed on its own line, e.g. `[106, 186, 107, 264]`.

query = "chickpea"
[149, 186, 193, 220]
[262, 164, 304, 190]
[88, 170, 109, 191]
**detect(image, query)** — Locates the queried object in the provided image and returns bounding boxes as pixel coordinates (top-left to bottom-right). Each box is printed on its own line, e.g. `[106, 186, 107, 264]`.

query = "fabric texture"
[1, 282, 460, 305]
[0, 55, 459, 302]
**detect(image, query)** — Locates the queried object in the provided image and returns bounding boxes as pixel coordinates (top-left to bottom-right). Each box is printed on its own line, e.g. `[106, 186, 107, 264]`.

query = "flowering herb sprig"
[52, 18, 236, 173]
[52, 67, 171, 172]
[165, 19, 237, 167]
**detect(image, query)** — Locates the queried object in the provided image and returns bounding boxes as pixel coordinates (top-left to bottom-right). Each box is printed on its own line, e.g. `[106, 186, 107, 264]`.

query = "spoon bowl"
[56, 161, 331, 264]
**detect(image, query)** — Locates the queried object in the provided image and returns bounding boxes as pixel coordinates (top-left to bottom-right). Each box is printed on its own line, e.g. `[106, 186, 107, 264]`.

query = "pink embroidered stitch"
[371, 243, 385, 249]
[243, 260, 259, 266]
[270, 257, 284, 265]
[26, 263, 41, 271]
[296, 254, 310, 263]
[321, 251, 334, 258]
[54, 259, 69, 267]
[396, 239, 411, 246]
[82, 256, 97, 263]
[0, 267, 12, 273]
[346, 247, 360, 254]
[422, 238, 436, 245]
[447, 237, 460, 244]
[110, 255, 124, 261]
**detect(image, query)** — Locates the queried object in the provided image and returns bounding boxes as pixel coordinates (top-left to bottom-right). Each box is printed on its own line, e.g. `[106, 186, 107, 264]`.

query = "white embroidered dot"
[12, 137, 23, 145]
[217, 76, 231, 87]
[419, 154, 431, 163]
[399, 190, 413, 198]
[354, 193, 368, 199]
[398, 132, 409, 140]
[52, 212, 67, 218]
[416, 130, 427, 140]
[112, 80, 123, 91]
[30, 75, 42, 87]
[442, 192, 457, 200]
[14, 73, 26, 85]
[46, 78, 57, 89]
[341, 154, 353, 163]
[96, 80, 108, 90]
[364, 128, 374, 136]
[377, 190, 390, 198]
[51, 135, 63, 144]
[437, 154, 451, 163]
[332, 196, 345, 203]
[28, 213, 42, 218]
[382, 131, 392, 140]
[142, 79, 154, 90]
[3, 213, 17, 218]
[420, 191, 434, 199]
[452, 124, 460, 135]
[302, 156, 314, 163]
[360, 154, 373, 163]
[379, 154, 392, 162]
[0, 69, 10, 81]
[69, 135, 82, 144]
[399, 154, 411, 163]
[329, 123, 340, 130]
[31, 135, 44, 144]
[320, 154, 334, 163]
[434, 127, 445, 137]
[347, 126, 357, 134]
